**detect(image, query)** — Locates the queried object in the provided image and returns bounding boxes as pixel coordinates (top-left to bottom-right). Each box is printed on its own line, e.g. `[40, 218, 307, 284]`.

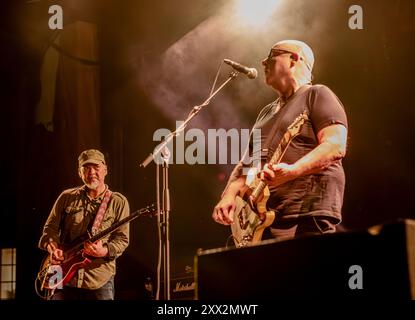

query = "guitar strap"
[91, 189, 112, 235]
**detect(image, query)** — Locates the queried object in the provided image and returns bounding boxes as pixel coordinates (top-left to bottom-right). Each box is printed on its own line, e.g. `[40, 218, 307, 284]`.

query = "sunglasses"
[266, 49, 303, 64]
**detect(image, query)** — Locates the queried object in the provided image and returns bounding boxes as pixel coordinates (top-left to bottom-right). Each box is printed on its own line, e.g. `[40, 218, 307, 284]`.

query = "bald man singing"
[213, 40, 348, 243]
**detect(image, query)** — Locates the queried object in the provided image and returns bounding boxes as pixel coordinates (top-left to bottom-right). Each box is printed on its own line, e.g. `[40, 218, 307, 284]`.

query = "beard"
[84, 180, 99, 190]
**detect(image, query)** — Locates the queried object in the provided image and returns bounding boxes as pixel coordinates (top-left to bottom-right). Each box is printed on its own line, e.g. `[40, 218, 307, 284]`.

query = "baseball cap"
[78, 149, 106, 167]
[272, 40, 314, 71]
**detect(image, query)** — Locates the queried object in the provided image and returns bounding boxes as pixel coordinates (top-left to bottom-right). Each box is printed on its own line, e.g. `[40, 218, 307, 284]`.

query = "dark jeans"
[51, 276, 114, 300]
[268, 216, 337, 241]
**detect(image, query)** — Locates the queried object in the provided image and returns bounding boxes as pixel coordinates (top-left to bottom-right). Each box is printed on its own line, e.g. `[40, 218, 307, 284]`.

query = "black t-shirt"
[241, 84, 348, 223]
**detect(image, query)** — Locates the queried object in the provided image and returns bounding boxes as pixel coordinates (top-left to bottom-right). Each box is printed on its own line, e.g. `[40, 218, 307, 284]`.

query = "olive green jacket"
[39, 186, 130, 289]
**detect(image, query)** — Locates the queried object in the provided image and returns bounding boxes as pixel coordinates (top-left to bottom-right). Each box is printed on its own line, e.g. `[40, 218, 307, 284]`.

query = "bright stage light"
[234, 0, 282, 28]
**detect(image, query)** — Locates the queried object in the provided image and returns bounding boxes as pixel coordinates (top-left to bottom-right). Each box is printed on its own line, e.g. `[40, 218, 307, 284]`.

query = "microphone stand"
[140, 70, 239, 300]
[160, 146, 171, 300]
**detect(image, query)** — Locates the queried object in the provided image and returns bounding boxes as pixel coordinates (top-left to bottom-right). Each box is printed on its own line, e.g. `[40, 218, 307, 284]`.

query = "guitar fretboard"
[66, 204, 155, 255]
[250, 111, 309, 201]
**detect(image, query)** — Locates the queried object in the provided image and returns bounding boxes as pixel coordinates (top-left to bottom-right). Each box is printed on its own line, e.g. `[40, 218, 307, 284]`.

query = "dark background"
[1, 0, 414, 299]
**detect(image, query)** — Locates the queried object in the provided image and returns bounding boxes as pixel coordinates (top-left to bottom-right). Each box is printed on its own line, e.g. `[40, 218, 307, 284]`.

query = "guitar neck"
[250, 134, 294, 201]
[250, 111, 309, 202]
[67, 206, 154, 254]
[89, 207, 149, 243]
[268, 135, 291, 166]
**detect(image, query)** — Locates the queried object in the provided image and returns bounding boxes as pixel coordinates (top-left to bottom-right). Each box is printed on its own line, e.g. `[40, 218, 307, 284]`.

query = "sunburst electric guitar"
[35, 204, 156, 299]
[231, 111, 309, 247]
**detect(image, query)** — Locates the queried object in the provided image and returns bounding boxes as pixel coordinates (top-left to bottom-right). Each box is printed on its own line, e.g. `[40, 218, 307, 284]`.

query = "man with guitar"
[38, 149, 130, 299]
[212, 40, 348, 245]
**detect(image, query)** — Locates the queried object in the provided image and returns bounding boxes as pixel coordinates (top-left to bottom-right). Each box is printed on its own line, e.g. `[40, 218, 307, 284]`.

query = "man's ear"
[291, 53, 299, 61]
[78, 167, 83, 179]
[290, 53, 299, 68]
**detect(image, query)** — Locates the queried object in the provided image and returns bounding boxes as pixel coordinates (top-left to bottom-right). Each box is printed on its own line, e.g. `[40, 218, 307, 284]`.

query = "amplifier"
[158, 270, 195, 300]
[170, 274, 195, 300]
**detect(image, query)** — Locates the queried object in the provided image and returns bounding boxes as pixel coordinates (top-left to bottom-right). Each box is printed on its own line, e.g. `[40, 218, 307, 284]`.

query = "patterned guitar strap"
[91, 188, 112, 235]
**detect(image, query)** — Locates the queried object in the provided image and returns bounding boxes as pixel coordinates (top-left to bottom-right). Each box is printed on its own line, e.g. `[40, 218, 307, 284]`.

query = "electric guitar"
[35, 204, 156, 299]
[231, 111, 309, 247]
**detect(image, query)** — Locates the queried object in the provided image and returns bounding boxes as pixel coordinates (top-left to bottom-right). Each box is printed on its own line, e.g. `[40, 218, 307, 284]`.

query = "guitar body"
[36, 250, 91, 299]
[231, 177, 275, 248]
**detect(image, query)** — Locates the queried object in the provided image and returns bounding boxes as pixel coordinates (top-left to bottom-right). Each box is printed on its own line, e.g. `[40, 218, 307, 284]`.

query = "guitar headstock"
[139, 203, 157, 217]
[287, 110, 309, 138]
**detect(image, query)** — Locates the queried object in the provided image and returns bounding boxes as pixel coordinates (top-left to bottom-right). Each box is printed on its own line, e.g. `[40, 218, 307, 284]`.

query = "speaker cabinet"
[195, 219, 415, 299]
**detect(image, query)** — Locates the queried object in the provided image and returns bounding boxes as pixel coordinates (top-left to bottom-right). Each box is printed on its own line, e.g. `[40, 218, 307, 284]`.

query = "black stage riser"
[196, 219, 415, 299]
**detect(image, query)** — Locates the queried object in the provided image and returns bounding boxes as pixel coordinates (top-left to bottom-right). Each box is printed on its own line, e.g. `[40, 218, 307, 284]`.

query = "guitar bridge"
[240, 236, 253, 247]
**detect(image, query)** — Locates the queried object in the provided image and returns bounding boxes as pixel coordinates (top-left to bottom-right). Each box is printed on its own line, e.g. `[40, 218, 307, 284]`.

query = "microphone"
[224, 59, 258, 79]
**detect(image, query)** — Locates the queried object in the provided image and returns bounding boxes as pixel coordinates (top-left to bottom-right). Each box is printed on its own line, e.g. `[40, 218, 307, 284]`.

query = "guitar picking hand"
[261, 163, 298, 187]
[84, 240, 109, 258]
[47, 242, 64, 265]
[212, 195, 235, 225]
